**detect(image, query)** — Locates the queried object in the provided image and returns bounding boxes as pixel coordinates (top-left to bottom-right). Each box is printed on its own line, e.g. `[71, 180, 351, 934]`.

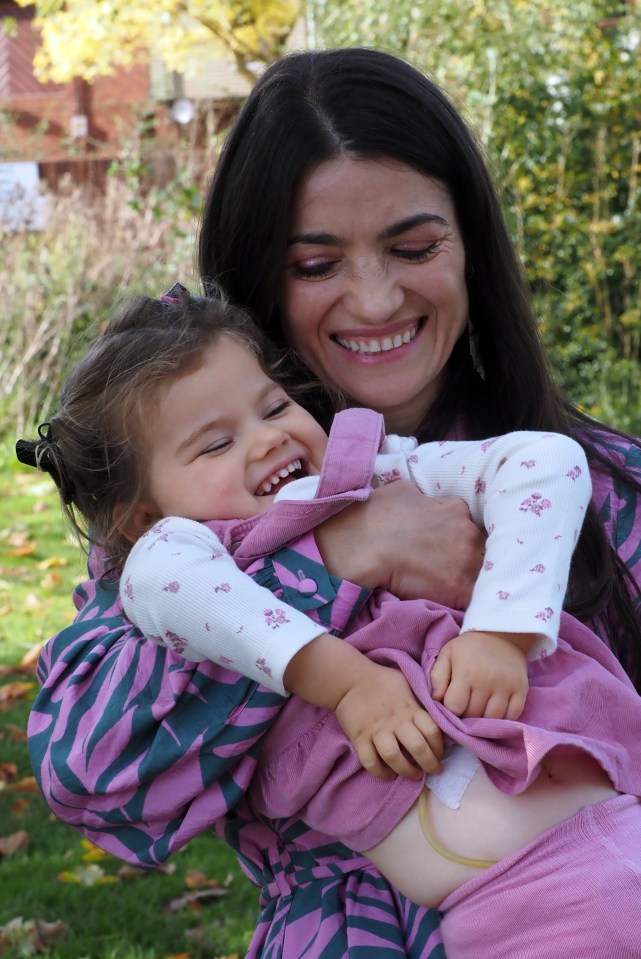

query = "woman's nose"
[344, 264, 404, 323]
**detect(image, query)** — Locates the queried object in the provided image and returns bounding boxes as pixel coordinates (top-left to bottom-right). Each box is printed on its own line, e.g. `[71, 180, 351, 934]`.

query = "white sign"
[0, 161, 51, 231]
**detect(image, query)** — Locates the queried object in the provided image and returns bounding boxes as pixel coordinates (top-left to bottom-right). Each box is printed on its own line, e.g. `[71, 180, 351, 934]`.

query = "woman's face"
[281, 156, 469, 435]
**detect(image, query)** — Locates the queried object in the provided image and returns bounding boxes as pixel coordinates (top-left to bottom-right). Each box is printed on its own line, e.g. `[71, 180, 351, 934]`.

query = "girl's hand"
[430, 631, 532, 720]
[315, 481, 485, 609]
[335, 661, 443, 780]
[285, 634, 443, 779]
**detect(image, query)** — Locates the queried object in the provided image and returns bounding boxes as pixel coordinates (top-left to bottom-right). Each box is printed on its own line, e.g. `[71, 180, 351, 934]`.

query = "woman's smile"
[333, 317, 423, 356]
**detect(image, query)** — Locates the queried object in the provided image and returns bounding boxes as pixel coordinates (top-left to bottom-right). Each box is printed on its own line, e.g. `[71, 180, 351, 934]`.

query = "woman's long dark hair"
[199, 47, 641, 689]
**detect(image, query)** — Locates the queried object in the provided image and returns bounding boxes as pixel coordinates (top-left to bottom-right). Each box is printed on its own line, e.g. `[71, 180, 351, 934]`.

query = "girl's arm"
[377, 430, 592, 719]
[28, 483, 483, 857]
[378, 430, 592, 655]
[121, 517, 327, 695]
[122, 518, 443, 780]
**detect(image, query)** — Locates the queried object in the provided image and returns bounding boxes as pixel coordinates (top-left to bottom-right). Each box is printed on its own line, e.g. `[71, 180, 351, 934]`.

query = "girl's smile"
[135, 337, 328, 527]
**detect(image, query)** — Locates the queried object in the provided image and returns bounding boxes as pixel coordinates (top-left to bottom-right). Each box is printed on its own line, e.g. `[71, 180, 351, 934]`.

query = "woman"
[28, 48, 641, 958]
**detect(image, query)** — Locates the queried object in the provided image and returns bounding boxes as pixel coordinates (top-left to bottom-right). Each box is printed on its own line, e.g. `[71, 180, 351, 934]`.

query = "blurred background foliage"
[2, 0, 640, 437]
[309, 0, 641, 432]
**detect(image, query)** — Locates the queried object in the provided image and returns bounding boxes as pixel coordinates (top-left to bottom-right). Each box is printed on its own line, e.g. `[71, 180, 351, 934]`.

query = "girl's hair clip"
[159, 282, 189, 305]
[15, 422, 76, 505]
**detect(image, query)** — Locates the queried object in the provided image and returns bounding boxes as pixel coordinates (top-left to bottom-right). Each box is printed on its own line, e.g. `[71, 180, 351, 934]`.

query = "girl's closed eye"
[265, 399, 293, 419]
[199, 437, 233, 456]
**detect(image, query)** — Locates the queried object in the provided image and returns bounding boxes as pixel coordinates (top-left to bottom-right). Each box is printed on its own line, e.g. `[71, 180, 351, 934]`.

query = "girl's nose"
[344, 264, 404, 323]
[251, 424, 289, 460]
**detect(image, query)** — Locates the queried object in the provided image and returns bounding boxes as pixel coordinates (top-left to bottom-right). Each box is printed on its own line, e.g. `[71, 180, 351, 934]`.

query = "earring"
[468, 318, 485, 381]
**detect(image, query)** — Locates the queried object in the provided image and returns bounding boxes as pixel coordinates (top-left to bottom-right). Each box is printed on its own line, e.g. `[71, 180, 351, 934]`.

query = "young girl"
[18, 289, 641, 957]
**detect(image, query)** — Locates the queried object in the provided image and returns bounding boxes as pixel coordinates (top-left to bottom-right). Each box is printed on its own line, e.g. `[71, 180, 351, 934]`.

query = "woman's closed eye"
[393, 241, 442, 263]
[290, 259, 339, 280]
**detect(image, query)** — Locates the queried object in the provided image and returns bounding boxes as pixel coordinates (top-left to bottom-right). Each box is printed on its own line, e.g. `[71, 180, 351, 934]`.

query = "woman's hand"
[315, 480, 485, 609]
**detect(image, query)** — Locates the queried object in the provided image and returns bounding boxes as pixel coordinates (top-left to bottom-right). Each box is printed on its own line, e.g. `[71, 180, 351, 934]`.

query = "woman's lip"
[332, 318, 424, 355]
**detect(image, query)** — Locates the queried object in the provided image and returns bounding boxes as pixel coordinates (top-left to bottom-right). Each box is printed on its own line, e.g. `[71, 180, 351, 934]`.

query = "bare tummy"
[365, 746, 620, 908]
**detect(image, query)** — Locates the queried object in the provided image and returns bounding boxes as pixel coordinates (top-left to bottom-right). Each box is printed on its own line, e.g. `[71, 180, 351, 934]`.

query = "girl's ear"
[113, 501, 161, 544]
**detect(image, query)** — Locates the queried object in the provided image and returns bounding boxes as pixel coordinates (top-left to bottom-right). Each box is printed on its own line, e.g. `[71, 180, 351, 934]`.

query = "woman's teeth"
[334, 323, 419, 354]
[258, 459, 302, 495]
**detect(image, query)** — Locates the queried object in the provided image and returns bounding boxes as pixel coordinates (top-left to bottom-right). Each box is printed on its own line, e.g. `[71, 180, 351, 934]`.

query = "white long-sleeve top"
[121, 430, 591, 696]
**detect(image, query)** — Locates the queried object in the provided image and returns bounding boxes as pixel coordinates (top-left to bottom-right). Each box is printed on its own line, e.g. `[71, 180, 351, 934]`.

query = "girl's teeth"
[258, 460, 302, 496]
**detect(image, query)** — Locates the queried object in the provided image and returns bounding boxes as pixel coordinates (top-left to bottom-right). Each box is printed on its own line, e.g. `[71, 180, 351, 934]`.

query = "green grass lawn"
[0, 441, 259, 958]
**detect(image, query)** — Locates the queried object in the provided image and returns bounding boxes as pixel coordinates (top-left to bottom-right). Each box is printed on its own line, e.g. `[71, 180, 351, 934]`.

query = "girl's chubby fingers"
[397, 712, 443, 779]
[442, 679, 472, 717]
[372, 730, 423, 781]
[429, 647, 453, 701]
[462, 687, 492, 718]
[504, 688, 528, 721]
[481, 692, 511, 720]
[356, 739, 396, 780]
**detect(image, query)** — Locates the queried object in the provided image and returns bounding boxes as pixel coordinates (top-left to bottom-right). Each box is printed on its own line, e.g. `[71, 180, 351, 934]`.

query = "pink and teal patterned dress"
[27, 427, 641, 959]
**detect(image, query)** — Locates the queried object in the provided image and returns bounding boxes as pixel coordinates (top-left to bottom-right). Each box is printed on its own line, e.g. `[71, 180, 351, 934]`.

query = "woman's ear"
[113, 501, 161, 544]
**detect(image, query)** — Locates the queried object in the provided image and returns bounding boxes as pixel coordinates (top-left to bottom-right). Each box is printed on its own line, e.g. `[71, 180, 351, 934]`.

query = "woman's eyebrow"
[288, 231, 338, 246]
[288, 213, 449, 246]
[378, 213, 449, 240]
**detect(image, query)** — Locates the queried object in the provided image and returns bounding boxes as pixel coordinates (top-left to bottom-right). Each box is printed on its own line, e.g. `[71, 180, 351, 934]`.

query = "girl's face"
[135, 337, 328, 528]
[281, 156, 469, 435]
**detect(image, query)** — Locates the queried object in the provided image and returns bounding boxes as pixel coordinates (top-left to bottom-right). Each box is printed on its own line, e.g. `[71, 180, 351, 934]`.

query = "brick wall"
[0, 1, 155, 169]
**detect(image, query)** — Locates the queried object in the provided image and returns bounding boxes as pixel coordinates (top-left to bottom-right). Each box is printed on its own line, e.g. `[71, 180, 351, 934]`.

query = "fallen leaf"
[40, 572, 62, 589]
[58, 863, 117, 886]
[0, 605, 11, 616]
[184, 869, 222, 890]
[36, 556, 69, 570]
[9, 544, 37, 558]
[2, 723, 28, 742]
[3, 776, 39, 794]
[0, 917, 69, 956]
[164, 888, 228, 913]
[0, 830, 29, 855]
[19, 643, 43, 670]
[116, 861, 176, 879]
[10, 798, 30, 815]
[0, 762, 17, 784]
[80, 838, 110, 862]
[0, 681, 35, 711]
[0, 664, 34, 678]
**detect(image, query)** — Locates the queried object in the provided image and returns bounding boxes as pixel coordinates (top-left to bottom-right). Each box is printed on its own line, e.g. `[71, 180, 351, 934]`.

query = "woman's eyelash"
[291, 242, 441, 278]
[291, 262, 337, 279]
[395, 242, 441, 261]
